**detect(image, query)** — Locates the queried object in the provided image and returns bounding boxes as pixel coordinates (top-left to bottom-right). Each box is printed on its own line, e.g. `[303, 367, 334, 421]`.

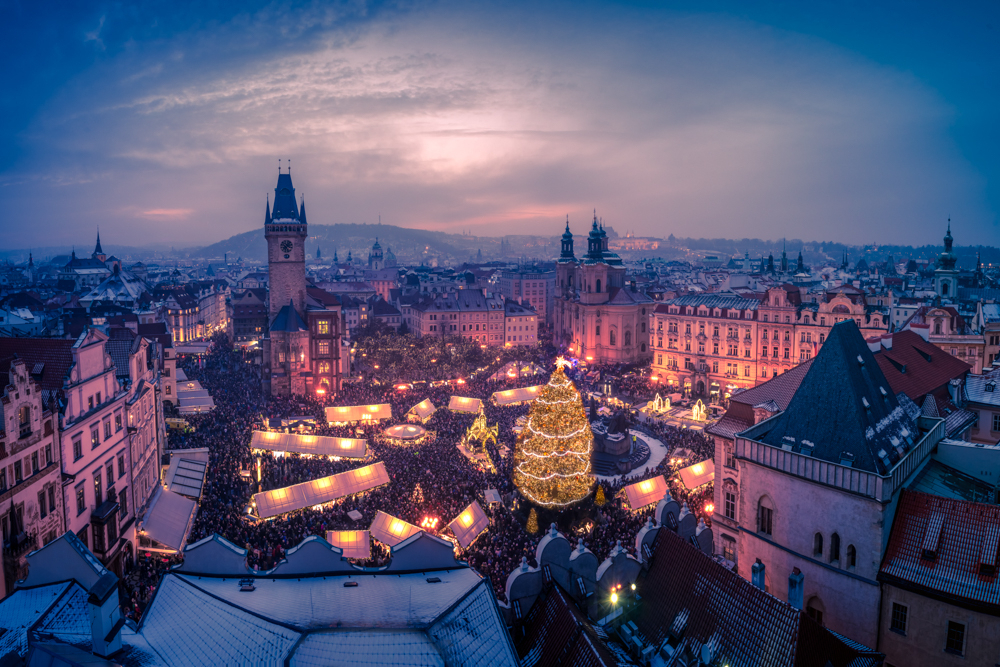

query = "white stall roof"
[624, 475, 668, 510]
[448, 501, 489, 549]
[484, 489, 502, 505]
[175, 368, 188, 382]
[325, 404, 392, 423]
[491, 385, 542, 406]
[678, 459, 715, 490]
[142, 487, 197, 552]
[325, 531, 371, 560]
[407, 399, 436, 422]
[370, 511, 422, 547]
[448, 396, 483, 414]
[166, 458, 208, 499]
[250, 431, 367, 459]
[253, 462, 390, 519]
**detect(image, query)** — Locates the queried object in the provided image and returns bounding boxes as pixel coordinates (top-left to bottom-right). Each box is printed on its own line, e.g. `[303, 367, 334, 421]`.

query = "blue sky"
[2, 0, 997, 249]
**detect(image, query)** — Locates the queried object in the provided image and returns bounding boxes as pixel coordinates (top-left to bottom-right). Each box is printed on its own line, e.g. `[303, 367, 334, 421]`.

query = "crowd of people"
[123, 330, 716, 614]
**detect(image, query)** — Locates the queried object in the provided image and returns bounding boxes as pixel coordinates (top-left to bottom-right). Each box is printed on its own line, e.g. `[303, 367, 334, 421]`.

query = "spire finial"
[288, 158, 291, 175]
[278, 158, 281, 174]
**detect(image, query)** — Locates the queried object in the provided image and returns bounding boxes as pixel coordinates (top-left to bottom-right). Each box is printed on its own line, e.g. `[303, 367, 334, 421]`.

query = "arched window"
[934, 320, 942, 335]
[609, 329, 616, 346]
[640, 343, 646, 352]
[847, 544, 856, 569]
[757, 496, 774, 535]
[596, 279, 602, 293]
[624, 330, 632, 346]
[942, 282, 950, 296]
[641, 322, 646, 332]
[830, 533, 841, 563]
[18, 405, 30, 426]
[813, 533, 823, 557]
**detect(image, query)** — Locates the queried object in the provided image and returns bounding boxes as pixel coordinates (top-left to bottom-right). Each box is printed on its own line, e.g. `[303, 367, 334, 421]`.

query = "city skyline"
[3, 1, 998, 248]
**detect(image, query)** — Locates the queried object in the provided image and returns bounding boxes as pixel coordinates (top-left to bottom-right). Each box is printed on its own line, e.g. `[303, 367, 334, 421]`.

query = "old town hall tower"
[262, 167, 343, 397]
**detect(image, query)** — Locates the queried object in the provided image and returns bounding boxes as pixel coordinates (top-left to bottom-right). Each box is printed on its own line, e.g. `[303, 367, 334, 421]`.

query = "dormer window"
[987, 382, 996, 393]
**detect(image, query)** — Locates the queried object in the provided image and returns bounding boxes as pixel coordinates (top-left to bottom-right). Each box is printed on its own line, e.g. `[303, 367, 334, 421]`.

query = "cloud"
[3, 2, 993, 248]
[139, 208, 195, 219]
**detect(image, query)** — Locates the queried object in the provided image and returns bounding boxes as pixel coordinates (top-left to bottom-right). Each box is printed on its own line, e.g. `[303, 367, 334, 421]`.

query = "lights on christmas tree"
[513, 364, 594, 507]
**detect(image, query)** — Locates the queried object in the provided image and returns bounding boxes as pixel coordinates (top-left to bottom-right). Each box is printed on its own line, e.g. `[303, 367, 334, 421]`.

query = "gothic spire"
[265, 194, 272, 224]
[94, 228, 103, 255]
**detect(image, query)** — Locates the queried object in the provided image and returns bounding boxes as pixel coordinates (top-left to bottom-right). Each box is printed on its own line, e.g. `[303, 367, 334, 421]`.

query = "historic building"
[649, 284, 889, 398]
[553, 216, 652, 363]
[934, 220, 959, 299]
[497, 269, 555, 324]
[261, 170, 343, 397]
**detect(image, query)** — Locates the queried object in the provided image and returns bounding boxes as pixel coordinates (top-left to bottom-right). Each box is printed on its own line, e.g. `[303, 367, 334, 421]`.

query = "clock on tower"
[264, 168, 308, 319]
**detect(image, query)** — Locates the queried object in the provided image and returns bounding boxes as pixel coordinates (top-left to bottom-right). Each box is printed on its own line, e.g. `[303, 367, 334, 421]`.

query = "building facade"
[498, 269, 555, 324]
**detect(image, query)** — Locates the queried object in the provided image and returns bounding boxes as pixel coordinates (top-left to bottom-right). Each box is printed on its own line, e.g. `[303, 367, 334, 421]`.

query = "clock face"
[280, 240, 293, 253]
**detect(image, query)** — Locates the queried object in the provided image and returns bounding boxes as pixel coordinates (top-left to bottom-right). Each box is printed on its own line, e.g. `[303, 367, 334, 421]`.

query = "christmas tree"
[526, 508, 539, 534]
[594, 485, 606, 506]
[513, 359, 594, 507]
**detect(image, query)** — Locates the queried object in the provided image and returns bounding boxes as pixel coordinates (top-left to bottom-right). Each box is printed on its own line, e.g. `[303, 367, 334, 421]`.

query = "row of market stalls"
[175, 368, 216, 415]
[138, 448, 210, 554]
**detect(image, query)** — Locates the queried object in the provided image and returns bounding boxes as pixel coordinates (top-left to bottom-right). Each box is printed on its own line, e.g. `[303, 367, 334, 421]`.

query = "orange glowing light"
[391, 520, 406, 535]
[693, 463, 704, 475]
[420, 516, 440, 529]
[460, 512, 473, 527]
[586, 356, 594, 361]
[705, 503, 714, 514]
[316, 387, 326, 395]
[650, 376, 658, 382]
[640, 480, 653, 493]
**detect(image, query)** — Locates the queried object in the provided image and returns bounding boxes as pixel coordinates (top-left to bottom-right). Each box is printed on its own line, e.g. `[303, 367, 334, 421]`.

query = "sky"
[2, 0, 998, 250]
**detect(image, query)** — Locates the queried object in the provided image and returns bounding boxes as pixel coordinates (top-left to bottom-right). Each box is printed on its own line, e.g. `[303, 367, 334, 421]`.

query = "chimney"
[881, 334, 893, 350]
[88, 571, 124, 658]
[788, 567, 804, 609]
[866, 337, 880, 354]
[751, 558, 766, 591]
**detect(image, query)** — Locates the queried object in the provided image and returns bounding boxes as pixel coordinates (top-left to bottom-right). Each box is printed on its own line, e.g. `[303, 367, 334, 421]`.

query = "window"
[722, 535, 736, 562]
[94, 475, 103, 505]
[318, 340, 330, 355]
[278, 351, 286, 363]
[104, 420, 112, 440]
[725, 443, 735, 468]
[847, 544, 856, 569]
[39, 490, 48, 518]
[830, 533, 841, 563]
[813, 533, 823, 557]
[88, 396, 94, 411]
[73, 437, 83, 461]
[106, 462, 114, 489]
[115, 413, 122, 432]
[890, 603, 907, 634]
[596, 325, 601, 337]
[14, 460, 22, 483]
[76, 485, 86, 515]
[724, 490, 736, 519]
[118, 454, 125, 478]
[31, 452, 38, 474]
[318, 362, 331, 374]
[92, 523, 106, 554]
[120, 488, 128, 518]
[107, 515, 117, 544]
[609, 330, 616, 346]
[757, 497, 773, 535]
[993, 414, 1000, 432]
[45, 444, 52, 466]
[78, 527, 88, 549]
[318, 320, 330, 334]
[806, 598, 824, 625]
[945, 621, 965, 655]
[48, 487, 55, 517]
[166, 386, 171, 396]
[0, 469, 5, 491]
[96, 392, 101, 404]
[90, 427, 99, 449]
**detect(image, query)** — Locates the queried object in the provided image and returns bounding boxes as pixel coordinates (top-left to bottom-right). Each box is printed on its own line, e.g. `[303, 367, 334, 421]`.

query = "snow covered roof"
[141, 486, 198, 552]
[250, 430, 368, 459]
[406, 398, 436, 421]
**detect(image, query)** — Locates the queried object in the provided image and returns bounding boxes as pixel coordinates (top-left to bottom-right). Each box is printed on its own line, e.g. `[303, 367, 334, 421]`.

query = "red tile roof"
[0, 337, 74, 396]
[880, 490, 1000, 612]
[872, 330, 970, 400]
[515, 585, 616, 667]
[705, 359, 813, 440]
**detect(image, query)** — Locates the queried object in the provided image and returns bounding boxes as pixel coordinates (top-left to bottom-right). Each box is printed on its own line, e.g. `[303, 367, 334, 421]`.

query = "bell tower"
[265, 165, 308, 319]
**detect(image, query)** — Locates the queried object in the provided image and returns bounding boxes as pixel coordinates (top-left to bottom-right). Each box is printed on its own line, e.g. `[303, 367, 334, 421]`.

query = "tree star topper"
[555, 356, 571, 370]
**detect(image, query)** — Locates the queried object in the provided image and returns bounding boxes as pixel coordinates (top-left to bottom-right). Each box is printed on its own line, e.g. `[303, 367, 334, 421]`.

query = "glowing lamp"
[457, 379, 465, 384]
[631, 583, 636, 591]
[693, 463, 704, 475]
[316, 387, 326, 395]
[650, 376, 658, 382]
[368, 405, 380, 412]
[611, 592, 618, 604]
[640, 480, 652, 493]
[586, 356, 594, 361]
[391, 520, 405, 535]
[420, 516, 439, 529]
[705, 503, 714, 514]
[460, 512, 473, 527]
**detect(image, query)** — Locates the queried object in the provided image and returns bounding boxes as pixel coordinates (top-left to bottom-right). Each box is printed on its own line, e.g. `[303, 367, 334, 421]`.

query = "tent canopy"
[406, 399, 436, 422]
[325, 404, 392, 424]
[251, 431, 367, 459]
[448, 396, 483, 414]
[678, 459, 715, 490]
[370, 511, 422, 547]
[448, 501, 489, 549]
[166, 456, 208, 499]
[491, 386, 542, 406]
[141, 487, 198, 552]
[253, 462, 390, 519]
[624, 475, 668, 510]
[326, 531, 371, 560]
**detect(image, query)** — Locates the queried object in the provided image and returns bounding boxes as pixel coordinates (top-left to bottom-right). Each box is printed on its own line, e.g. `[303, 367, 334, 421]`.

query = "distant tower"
[934, 218, 959, 299]
[796, 251, 804, 274]
[780, 239, 788, 273]
[368, 237, 384, 270]
[560, 216, 575, 261]
[26, 252, 35, 285]
[93, 229, 106, 263]
[265, 168, 307, 319]
[316, 246, 321, 260]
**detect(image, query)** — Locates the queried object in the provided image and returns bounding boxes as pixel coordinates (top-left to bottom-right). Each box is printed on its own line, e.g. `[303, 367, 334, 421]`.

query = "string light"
[513, 364, 594, 507]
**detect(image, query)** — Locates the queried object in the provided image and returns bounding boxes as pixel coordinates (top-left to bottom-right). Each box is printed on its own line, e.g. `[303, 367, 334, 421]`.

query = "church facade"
[553, 216, 652, 364]
[261, 170, 343, 397]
